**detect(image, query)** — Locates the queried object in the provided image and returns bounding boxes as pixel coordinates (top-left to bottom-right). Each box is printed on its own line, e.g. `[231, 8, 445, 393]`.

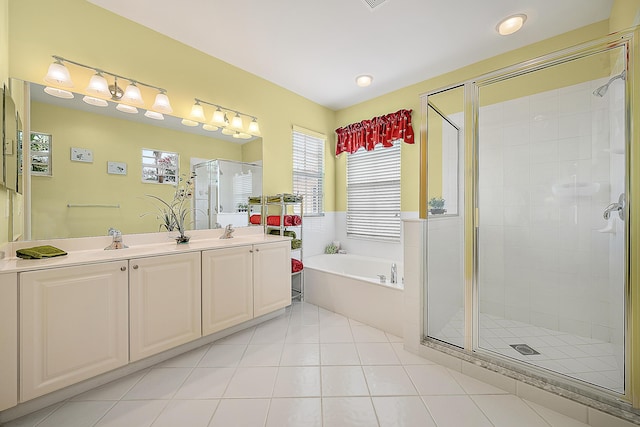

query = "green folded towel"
[291, 239, 302, 249]
[16, 245, 67, 259]
[268, 229, 296, 239]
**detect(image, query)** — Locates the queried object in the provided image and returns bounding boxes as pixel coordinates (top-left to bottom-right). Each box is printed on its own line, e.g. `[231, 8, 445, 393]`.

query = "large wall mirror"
[12, 79, 263, 240]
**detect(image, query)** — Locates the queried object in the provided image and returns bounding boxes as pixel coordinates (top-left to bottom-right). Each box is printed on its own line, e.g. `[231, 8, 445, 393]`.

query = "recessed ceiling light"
[356, 74, 373, 87]
[496, 14, 527, 36]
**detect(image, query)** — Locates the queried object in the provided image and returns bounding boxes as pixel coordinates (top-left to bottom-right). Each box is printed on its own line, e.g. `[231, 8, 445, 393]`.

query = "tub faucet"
[391, 263, 397, 284]
[219, 224, 235, 239]
[105, 228, 127, 250]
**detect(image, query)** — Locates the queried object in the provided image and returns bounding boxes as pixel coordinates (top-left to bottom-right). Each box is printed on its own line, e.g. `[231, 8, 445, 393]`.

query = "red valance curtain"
[335, 109, 414, 155]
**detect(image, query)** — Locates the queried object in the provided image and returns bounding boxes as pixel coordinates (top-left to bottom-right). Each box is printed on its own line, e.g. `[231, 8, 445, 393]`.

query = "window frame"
[346, 140, 402, 242]
[29, 131, 53, 176]
[141, 149, 179, 184]
[292, 126, 325, 217]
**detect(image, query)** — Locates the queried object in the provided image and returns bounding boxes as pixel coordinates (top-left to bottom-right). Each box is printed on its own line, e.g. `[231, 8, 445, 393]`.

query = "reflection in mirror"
[426, 86, 464, 216]
[0, 85, 4, 188]
[193, 159, 262, 229]
[16, 80, 262, 240]
[424, 84, 465, 348]
[3, 89, 18, 192]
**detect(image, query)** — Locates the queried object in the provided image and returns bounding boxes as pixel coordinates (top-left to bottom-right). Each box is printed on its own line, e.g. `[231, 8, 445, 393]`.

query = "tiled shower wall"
[477, 77, 622, 344]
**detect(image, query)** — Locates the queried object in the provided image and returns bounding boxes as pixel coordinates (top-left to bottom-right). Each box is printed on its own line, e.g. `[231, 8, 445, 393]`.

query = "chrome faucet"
[390, 263, 397, 284]
[105, 228, 127, 250]
[219, 224, 235, 239]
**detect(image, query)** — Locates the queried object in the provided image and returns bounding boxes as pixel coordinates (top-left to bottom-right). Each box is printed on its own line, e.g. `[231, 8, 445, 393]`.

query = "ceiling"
[87, 0, 613, 111]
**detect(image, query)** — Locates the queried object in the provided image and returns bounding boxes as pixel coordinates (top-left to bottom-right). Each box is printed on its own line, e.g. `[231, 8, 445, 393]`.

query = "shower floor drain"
[510, 344, 540, 356]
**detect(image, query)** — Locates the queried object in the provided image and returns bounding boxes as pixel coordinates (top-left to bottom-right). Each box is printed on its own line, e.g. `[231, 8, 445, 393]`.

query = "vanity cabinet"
[253, 241, 291, 317]
[202, 246, 254, 335]
[20, 262, 129, 401]
[0, 273, 17, 411]
[129, 252, 202, 362]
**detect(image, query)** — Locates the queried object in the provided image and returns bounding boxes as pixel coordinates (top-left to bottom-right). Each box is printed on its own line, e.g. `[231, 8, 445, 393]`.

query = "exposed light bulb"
[44, 86, 74, 99]
[122, 82, 144, 106]
[44, 60, 73, 87]
[83, 95, 108, 107]
[152, 92, 173, 114]
[85, 72, 110, 98]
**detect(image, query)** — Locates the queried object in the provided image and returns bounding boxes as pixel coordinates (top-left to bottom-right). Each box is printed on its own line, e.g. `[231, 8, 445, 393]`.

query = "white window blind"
[347, 140, 401, 241]
[292, 127, 325, 216]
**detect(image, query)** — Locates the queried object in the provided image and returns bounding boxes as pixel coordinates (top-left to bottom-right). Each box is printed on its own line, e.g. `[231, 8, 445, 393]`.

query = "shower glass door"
[476, 45, 627, 393]
[425, 86, 465, 348]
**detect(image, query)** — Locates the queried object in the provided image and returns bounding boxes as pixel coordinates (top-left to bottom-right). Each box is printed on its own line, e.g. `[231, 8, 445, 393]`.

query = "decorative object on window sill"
[43, 55, 173, 119]
[428, 197, 446, 215]
[335, 109, 414, 155]
[184, 98, 261, 137]
[141, 174, 195, 244]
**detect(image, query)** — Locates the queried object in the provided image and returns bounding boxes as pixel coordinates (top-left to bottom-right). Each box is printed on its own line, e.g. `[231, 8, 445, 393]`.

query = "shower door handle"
[603, 193, 626, 220]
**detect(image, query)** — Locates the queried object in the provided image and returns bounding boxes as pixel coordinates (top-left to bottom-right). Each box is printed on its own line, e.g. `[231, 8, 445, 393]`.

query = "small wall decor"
[107, 161, 127, 175]
[70, 147, 93, 163]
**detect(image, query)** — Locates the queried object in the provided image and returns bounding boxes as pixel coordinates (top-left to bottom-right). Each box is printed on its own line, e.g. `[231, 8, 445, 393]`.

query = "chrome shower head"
[593, 70, 626, 97]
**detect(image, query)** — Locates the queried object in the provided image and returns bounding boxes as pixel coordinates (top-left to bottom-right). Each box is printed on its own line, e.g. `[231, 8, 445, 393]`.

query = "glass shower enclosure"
[193, 159, 262, 229]
[423, 31, 633, 401]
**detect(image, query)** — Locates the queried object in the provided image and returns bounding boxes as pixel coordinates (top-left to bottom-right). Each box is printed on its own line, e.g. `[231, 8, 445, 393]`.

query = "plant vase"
[175, 234, 190, 244]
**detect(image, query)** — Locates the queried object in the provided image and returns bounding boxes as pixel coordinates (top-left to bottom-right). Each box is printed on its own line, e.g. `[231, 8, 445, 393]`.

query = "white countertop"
[0, 228, 289, 274]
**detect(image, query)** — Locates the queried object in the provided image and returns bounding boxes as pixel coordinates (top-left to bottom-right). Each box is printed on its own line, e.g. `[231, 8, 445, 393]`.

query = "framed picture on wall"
[70, 147, 93, 163]
[107, 161, 127, 175]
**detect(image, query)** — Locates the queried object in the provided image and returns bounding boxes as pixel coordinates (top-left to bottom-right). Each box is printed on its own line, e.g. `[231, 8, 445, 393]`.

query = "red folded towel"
[291, 258, 304, 273]
[266, 215, 302, 226]
[250, 214, 261, 225]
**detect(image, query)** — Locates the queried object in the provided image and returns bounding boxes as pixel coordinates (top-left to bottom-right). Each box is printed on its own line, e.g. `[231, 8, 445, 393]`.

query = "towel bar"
[67, 203, 120, 208]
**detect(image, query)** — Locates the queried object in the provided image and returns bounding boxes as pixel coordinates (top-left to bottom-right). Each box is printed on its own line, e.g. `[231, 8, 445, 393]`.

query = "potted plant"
[156, 156, 174, 183]
[142, 174, 195, 243]
[428, 197, 446, 215]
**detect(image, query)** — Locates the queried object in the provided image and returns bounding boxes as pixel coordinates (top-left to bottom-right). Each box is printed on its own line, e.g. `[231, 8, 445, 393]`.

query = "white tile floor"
[6, 302, 592, 427]
[434, 310, 624, 393]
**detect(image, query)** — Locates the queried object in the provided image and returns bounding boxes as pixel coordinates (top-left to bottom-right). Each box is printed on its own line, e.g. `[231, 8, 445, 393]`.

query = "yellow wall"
[29, 101, 250, 238]
[335, 20, 612, 212]
[0, 0, 12, 246]
[7, 0, 337, 214]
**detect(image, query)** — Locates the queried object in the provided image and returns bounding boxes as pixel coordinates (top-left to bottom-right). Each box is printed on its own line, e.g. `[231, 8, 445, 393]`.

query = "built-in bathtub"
[304, 254, 404, 337]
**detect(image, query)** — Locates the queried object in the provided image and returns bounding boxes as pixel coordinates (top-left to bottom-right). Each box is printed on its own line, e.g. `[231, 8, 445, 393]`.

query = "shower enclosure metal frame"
[420, 27, 639, 410]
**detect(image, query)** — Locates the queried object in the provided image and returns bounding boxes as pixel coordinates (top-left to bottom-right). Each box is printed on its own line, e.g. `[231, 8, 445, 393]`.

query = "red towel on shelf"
[250, 214, 261, 225]
[266, 215, 302, 226]
[291, 259, 303, 273]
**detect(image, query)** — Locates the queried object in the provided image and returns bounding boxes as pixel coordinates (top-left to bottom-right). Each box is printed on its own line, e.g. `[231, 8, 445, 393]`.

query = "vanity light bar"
[186, 98, 260, 136]
[43, 55, 173, 115]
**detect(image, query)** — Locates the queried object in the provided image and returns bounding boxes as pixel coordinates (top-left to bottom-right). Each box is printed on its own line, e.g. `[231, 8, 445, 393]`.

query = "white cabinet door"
[253, 241, 291, 317]
[129, 252, 201, 362]
[0, 273, 17, 411]
[20, 262, 128, 401]
[202, 246, 253, 335]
